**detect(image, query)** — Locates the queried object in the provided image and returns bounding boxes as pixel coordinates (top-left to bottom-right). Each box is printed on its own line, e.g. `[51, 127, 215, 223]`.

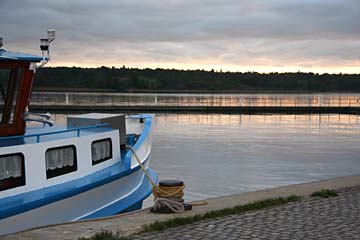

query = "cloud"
[0, 0, 359, 73]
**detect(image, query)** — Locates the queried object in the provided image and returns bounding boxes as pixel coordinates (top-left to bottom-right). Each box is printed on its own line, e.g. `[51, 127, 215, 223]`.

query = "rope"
[190, 200, 208, 206]
[126, 145, 157, 187]
[152, 184, 186, 213]
[153, 185, 185, 198]
[126, 145, 207, 213]
[153, 198, 185, 213]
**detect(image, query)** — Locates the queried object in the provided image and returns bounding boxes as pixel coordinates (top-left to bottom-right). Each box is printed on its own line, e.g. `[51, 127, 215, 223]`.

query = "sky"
[0, 0, 359, 73]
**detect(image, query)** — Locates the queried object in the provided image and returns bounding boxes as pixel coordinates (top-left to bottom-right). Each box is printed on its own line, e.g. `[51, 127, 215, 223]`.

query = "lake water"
[50, 113, 360, 203]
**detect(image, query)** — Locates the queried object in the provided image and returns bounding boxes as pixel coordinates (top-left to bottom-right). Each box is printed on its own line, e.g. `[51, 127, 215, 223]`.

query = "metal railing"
[0, 123, 111, 143]
[28, 92, 360, 108]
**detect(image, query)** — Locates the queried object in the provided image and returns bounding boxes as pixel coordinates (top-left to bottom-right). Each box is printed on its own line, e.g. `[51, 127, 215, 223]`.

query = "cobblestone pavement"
[130, 188, 360, 240]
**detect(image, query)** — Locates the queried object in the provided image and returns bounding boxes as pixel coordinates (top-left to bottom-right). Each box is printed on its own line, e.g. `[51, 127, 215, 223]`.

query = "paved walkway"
[130, 187, 360, 240]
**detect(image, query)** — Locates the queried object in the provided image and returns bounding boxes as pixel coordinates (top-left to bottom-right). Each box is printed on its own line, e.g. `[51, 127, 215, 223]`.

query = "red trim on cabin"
[0, 61, 35, 137]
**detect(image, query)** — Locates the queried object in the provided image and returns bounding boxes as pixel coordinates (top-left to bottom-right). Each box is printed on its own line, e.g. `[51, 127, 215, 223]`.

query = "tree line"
[34, 66, 360, 92]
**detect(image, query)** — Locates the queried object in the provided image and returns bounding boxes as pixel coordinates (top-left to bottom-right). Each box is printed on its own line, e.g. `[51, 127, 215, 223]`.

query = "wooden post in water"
[65, 93, 69, 105]
[154, 94, 158, 106]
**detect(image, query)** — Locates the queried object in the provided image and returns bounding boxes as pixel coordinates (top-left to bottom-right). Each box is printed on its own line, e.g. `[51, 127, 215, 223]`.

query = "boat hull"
[0, 167, 157, 236]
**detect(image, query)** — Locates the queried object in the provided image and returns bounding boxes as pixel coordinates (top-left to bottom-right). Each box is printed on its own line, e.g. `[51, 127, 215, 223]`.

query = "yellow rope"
[126, 145, 208, 210]
[153, 185, 185, 199]
[127, 145, 185, 199]
[190, 200, 208, 206]
[126, 145, 157, 187]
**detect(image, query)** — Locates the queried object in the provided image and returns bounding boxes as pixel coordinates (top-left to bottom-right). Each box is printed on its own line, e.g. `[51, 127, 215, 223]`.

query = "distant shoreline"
[33, 88, 360, 94]
[34, 67, 360, 93]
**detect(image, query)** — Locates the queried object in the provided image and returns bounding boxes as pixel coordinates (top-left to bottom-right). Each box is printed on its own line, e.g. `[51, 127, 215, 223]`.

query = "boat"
[0, 31, 157, 236]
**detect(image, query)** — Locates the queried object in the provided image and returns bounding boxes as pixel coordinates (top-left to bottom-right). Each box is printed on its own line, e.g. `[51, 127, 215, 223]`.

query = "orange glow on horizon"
[49, 60, 360, 74]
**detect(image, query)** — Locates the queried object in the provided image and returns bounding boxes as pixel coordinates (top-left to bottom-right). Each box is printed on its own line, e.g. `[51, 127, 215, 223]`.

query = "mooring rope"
[126, 145, 207, 213]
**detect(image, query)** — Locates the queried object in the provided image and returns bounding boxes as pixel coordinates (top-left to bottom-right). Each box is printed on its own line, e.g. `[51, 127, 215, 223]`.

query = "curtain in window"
[46, 147, 74, 170]
[92, 140, 111, 162]
[0, 155, 22, 180]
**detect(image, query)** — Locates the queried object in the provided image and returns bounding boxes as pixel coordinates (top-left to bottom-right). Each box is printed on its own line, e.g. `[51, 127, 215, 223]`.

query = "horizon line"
[45, 64, 360, 75]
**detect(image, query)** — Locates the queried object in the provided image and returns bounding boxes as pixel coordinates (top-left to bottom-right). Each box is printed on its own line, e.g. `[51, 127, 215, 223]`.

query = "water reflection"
[151, 113, 360, 201]
[156, 113, 360, 130]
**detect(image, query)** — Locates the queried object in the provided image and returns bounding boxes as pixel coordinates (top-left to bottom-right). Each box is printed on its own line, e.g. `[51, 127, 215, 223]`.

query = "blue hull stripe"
[81, 169, 157, 219]
[0, 157, 150, 220]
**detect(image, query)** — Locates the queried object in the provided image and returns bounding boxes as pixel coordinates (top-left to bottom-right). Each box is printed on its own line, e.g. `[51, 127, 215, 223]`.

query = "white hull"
[0, 162, 151, 236]
[0, 114, 156, 236]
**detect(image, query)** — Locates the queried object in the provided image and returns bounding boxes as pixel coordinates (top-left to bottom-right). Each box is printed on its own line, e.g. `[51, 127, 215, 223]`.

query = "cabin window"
[92, 138, 112, 165]
[0, 153, 25, 191]
[0, 68, 22, 125]
[45, 145, 77, 179]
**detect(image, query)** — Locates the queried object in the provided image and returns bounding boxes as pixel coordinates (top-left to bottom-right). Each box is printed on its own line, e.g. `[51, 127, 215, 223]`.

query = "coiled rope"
[126, 145, 207, 213]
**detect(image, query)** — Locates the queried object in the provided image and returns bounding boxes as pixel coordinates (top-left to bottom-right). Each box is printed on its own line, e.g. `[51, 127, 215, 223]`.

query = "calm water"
[50, 113, 360, 202]
[150, 114, 360, 202]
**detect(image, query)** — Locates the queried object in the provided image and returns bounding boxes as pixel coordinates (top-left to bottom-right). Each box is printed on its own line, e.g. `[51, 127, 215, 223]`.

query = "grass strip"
[79, 230, 126, 240]
[143, 195, 302, 232]
[311, 189, 338, 198]
[80, 195, 302, 240]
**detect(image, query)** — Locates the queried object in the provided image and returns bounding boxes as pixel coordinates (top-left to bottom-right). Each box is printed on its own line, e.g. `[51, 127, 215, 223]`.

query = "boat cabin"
[0, 34, 155, 235]
[0, 49, 43, 137]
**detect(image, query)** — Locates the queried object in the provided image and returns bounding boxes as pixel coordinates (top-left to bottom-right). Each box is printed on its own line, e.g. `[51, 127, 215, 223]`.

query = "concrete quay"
[2, 174, 360, 240]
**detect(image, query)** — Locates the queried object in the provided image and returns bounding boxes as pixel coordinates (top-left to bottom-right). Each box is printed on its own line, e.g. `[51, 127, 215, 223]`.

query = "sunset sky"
[1, 0, 359, 73]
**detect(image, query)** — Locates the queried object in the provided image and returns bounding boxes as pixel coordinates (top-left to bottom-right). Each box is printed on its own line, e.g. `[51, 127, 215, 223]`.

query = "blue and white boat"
[0, 31, 157, 236]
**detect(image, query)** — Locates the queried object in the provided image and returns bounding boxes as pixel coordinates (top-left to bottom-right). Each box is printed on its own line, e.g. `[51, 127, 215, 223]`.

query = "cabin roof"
[0, 49, 45, 62]
[0, 124, 115, 147]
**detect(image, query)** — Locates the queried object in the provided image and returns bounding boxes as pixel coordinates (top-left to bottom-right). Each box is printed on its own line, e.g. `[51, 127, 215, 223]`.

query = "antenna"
[38, 29, 56, 68]
[47, 29, 56, 43]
